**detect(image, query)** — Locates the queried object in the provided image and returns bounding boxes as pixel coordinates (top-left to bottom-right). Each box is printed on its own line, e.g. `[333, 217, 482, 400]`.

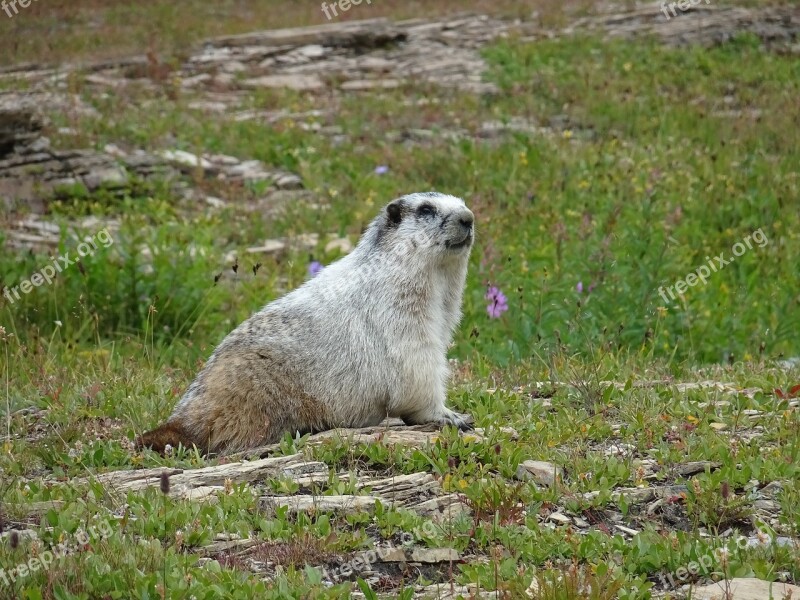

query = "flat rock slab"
[691, 578, 800, 600]
[261, 494, 383, 514]
[242, 74, 325, 90]
[361, 546, 460, 564]
[583, 484, 689, 504]
[563, 5, 800, 48]
[93, 453, 328, 500]
[351, 583, 491, 600]
[234, 419, 484, 461]
[258, 471, 466, 520]
[412, 493, 472, 524]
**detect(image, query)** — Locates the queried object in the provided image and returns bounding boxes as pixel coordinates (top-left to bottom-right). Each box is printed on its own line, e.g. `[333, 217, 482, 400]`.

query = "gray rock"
[691, 578, 800, 600]
[516, 460, 562, 487]
[242, 74, 324, 91]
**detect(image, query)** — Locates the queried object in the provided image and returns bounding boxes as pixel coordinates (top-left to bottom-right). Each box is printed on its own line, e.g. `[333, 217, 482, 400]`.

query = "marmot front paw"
[437, 409, 475, 432]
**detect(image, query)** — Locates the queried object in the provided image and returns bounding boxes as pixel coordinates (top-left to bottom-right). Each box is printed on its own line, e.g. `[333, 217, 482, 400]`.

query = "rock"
[272, 172, 304, 189]
[293, 233, 319, 249]
[547, 512, 571, 525]
[759, 481, 784, 499]
[742, 536, 794, 549]
[256, 471, 458, 517]
[408, 547, 460, 563]
[676, 461, 721, 477]
[221, 60, 248, 73]
[604, 442, 635, 457]
[205, 196, 226, 208]
[615, 524, 640, 536]
[261, 494, 382, 514]
[324, 237, 353, 254]
[247, 240, 287, 254]
[691, 578, 800, 600]
[349, 471, 441, 505]
[340, 79, 401, 91]
[562, 5, 800, 49]
[752, 499, 780, 512]
[366, 546, 460, 564]
[296, 44, 326, 59]
[82, 165, 128, 189]
[242, 74, 325, 91]
[231, 419, 480, 461]
[207, 19, 405, 50]
[213, 73, 236, 87]
[158, 150, 213, 170]
[0, 529, 39, 543]
[515, 460, 562, 487]
[1, 144, 133, 213]
[582, 484, 688, 504]
[91, 453, 329, 500]
[412, 493, 472, 524]
[85, 73, 126, 87]
[0, 94, 45, 154]
[415, 584, 492, 600]
[2, 103, 304, 224]
[201, 537, 258, 555]
[180, 73, 212, 88]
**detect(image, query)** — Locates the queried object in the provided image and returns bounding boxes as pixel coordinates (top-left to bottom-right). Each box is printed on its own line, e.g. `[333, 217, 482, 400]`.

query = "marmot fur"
[137, 192, 475, 454]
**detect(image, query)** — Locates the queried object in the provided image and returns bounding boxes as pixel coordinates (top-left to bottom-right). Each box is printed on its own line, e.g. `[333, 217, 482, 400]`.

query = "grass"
[1, 1, 799, 598]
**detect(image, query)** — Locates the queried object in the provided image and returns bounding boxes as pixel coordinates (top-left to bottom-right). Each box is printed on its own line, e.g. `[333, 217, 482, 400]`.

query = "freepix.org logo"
[2, 228, 115, 305]
[2, 0, 40, 19]
[657, 228, 768, 304]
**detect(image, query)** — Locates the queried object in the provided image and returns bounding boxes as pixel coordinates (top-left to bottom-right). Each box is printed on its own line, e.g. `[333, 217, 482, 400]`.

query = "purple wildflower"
[485, 286, 508, 319]
[576, 281, 584, 293]
[374, 165, 389, 175]
[308, 261, 323, 277]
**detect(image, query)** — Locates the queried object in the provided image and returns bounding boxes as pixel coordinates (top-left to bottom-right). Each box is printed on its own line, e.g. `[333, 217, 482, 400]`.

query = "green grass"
[1, 11, 799, 600]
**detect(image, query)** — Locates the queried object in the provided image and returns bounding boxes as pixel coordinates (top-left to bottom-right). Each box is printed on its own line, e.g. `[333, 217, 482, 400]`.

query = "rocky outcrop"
[0, 91, 302, 223]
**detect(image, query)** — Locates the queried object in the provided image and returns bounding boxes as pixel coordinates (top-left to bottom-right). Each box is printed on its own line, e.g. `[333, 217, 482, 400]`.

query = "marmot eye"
[417, 205, 436, 218]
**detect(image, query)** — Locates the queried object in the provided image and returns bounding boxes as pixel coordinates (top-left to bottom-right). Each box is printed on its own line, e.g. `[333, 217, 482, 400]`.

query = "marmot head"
[371, 192, 475, 264]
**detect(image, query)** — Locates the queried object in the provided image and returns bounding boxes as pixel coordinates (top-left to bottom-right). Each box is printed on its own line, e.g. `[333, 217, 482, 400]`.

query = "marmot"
[137, 192, 475, 454]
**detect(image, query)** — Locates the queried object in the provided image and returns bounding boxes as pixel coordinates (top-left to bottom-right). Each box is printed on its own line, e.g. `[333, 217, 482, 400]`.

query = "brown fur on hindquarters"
[135, 421, 202, 454]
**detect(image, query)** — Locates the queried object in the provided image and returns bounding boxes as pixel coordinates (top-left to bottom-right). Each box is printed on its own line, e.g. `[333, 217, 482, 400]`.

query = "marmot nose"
[459, 214, 474, 229]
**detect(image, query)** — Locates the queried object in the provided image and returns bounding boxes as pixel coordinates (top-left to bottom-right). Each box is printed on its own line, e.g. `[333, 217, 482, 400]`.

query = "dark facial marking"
[416, 203, 436, 219]
[387, 200, 404, 225]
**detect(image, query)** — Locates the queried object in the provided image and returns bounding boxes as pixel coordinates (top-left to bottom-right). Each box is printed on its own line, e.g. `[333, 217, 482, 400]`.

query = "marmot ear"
[386, 200, 404, 225]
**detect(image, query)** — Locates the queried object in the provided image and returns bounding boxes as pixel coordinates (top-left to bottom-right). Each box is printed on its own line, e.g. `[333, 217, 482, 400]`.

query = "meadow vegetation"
[0, 1, 798, 598]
